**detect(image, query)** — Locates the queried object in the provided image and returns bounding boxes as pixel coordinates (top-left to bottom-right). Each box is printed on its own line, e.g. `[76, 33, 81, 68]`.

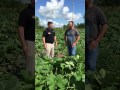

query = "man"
[64, 21, 80, 56]
[42, 22, 57, 58]
[18, 0, 35, 75]
[85, 0, 108, 71]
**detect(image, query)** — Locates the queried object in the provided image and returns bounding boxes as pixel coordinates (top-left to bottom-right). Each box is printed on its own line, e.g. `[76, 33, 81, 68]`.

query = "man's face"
[68, 22, 73, 28]
[48, 23, 54, 29]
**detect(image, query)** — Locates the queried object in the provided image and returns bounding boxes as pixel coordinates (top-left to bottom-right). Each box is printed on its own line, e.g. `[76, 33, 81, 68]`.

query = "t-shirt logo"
[48, 32, 51, 34]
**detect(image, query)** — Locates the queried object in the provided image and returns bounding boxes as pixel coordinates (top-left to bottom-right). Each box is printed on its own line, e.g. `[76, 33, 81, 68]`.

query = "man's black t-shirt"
[18, 4, 35, 41]
[43, 28, 55, 44]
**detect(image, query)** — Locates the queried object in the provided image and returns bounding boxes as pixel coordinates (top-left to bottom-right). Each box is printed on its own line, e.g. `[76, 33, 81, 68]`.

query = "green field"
[0, 0, 120, 90]
[35, 28, 85, 90]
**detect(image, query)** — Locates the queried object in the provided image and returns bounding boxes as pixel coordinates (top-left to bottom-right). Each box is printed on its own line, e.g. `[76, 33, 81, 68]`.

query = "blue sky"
[35, 0, 85, 27]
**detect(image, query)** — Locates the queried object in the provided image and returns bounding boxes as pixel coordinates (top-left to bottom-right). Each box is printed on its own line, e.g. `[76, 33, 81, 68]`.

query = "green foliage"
[0, 1, 34, 90]
[35, 17, 45, 29]
[85, 6, 120, 90]
[75, 23, 85, 29]
[97, 6, 120, 76]
[35, 16, 40, 29]
[0, 0, 24, 8]
[95, 0, 120, 6]
[86, 69, 120, 90]
[0, 7, 22, 74]
[35, 28, 85, 90]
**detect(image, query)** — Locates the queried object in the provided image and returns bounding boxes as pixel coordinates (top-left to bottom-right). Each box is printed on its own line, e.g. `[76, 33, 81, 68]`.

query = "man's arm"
[18, 26, 28, 55]
[96, 7, 108, 42]
[96, 24, 108, 42]
[89, 7, 108, 49]
[72, 36, 80, 47]
[54, 36, 57, 46]
[18, 26, 26, 46]
[42, 37, 46, 49]
[75, 36, 80, 44]
[42, 30, 46, 49]
[72, 29, 80, 47]
[89, 24, 108, 49]
[18, 9, 29, 55]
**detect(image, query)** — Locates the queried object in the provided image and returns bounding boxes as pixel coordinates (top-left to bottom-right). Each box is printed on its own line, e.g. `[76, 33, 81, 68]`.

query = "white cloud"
[64, 12, 82, 21]
[54, 21, 64, 27]
[40, 19, 64, 28]
[35, 0, 38, 2]
[39, 0, 64, 19]
[62, 6, 69, 14]
[62, 6, 82, 21]
[38, 0, 82, 21]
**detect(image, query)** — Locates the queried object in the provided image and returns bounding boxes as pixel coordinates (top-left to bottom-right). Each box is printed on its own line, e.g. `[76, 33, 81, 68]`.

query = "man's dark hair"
[48, 22, 53, 25]
[69, 21, 74, 25]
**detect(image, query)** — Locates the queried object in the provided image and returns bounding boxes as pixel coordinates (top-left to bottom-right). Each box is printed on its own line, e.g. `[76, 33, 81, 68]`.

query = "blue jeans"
[85, 44, 98, 71]
[67, 45, 76, 56]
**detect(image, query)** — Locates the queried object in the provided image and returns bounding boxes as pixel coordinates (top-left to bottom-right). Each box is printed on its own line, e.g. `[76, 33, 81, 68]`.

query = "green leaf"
[85, 84, 93, 90]
[99, 68, 106, 78]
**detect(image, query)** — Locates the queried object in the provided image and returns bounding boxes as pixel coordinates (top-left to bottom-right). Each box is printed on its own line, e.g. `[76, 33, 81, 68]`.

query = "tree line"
[35, 16, 85, 30]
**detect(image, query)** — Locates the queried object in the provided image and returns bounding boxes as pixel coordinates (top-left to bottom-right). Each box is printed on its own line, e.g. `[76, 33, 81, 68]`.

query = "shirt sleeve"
[97, 7, 107, 26]
[43, 30, 46, 37]
[18, 10, 27, 27]
[75, 29, 80, 36]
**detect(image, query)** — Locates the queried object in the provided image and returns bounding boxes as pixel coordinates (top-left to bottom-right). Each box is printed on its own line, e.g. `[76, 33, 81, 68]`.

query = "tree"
[76, 23, 85, 29]
[35, 16, 40, 29]
[63, 25, 68, 29]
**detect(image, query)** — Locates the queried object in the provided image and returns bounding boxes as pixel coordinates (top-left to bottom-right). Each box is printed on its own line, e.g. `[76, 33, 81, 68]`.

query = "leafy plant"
[0, 1, 34, 90]
[35, 28, 85, 90]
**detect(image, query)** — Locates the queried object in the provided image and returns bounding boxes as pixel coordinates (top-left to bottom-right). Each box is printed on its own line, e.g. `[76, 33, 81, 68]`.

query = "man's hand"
[23, 44, 28, 56]
[55, 42, 58, 47]
[18, 26, 29, 56]
[89, 40, 99, 50]
[44, 44, 46, 49]
[72, 42, 76, 47]
[54, 36, 57, 47]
